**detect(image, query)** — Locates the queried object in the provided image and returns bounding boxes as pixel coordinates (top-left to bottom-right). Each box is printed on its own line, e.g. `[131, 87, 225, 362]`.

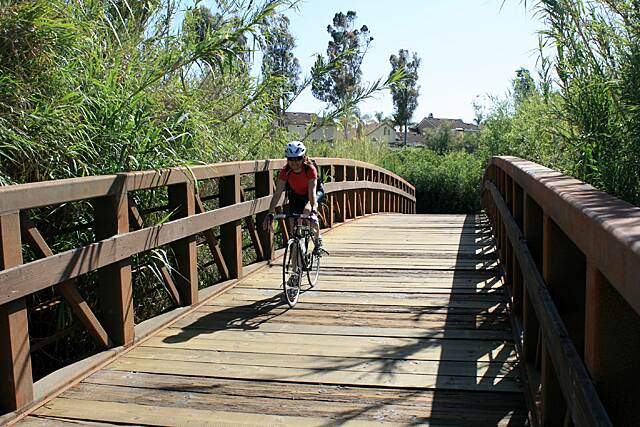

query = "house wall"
[286, 124, 337, 142]
[367, 125, 396, 143]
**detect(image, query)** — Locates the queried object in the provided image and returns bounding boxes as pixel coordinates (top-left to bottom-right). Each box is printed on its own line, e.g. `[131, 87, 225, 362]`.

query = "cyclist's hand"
[262, 213, 274, 231]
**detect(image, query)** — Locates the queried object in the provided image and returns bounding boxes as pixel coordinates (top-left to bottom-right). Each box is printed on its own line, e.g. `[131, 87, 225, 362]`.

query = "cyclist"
[263, 141, 324, 253]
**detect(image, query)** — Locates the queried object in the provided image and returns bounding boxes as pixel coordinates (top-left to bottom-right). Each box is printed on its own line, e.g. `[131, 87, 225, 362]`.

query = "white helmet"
[284, 141, 306, 158]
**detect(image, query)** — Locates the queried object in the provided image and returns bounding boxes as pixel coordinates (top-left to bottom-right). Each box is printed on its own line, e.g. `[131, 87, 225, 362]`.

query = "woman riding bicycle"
[263, 141, 324, 252]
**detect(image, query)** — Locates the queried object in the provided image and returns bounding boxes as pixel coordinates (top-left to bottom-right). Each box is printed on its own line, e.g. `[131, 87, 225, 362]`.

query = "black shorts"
[287, 191, 326, 214]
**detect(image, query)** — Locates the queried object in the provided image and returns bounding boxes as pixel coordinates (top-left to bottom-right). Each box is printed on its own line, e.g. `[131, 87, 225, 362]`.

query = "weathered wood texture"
[0, 158, 415, 415]
[482, 156, 639, 426]
[20, 214, 527, 426]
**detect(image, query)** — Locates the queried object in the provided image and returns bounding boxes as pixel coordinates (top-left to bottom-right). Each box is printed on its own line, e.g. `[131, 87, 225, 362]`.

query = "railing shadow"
[154, 215, 525, 425]
[162, 294, 288, 344]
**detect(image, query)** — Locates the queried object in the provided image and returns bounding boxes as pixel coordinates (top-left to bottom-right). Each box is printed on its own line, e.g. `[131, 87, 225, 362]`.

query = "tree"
[260, 14, 301, 122]
[513, 67, 537, 109]
[389, 49, 420, 145]
[311, 11, 373, 109]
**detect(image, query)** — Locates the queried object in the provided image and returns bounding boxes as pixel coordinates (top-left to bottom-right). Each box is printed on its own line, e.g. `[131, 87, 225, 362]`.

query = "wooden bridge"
[1, 157, 639, 426]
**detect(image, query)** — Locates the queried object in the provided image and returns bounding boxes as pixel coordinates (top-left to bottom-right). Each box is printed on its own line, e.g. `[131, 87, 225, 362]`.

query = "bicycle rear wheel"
[282, 239, 302, 307]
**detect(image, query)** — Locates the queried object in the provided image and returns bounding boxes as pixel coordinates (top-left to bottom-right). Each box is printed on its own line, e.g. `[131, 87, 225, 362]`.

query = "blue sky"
[283, 0, 543, 123]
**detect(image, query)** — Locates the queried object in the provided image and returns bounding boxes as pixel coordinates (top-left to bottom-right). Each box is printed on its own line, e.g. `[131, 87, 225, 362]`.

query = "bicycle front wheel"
[307, 251, 320, 287]
[282, 238, 302, 307]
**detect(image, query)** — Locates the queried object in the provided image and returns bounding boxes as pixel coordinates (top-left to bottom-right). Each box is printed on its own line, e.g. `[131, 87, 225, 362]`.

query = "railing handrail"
[0, 158, 415, 214]
[0, 157, 415, 415]
[483, 155, 640, 426]
[491, 156, 640, 315]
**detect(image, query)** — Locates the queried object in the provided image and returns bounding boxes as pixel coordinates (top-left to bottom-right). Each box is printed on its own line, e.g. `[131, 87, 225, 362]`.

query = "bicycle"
[271, 212, 327, 307]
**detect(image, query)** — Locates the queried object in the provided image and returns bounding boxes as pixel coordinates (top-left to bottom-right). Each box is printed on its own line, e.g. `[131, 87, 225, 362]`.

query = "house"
[415, 113, 480, 133]
[363, 121, 396, 144]
[283, 112, 337, 142]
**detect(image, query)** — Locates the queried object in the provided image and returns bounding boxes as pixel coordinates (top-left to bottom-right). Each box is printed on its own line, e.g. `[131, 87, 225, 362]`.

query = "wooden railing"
[483, 156, 640, 426]
[0, 157, 415, 415]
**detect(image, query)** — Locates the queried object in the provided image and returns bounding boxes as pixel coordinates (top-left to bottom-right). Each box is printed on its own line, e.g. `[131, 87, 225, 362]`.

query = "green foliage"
[382, 148, 485, 213]
[0, 0, 290, 184]
[423, 125, 481, 155]
[389, 49, 421, 144]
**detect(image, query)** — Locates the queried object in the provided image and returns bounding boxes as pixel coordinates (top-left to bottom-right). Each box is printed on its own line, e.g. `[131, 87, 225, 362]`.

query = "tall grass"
[0, 0, 290, 184]
[479, 0, 640, 206]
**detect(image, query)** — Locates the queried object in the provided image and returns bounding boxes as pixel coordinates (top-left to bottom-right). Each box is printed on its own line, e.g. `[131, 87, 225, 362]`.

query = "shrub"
[382, 148, 485, 213]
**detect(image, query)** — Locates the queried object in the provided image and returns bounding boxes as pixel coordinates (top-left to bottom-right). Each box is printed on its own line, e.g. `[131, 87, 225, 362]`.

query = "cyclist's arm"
[268, 178, 287, 214]
[307, 178, 318, 213]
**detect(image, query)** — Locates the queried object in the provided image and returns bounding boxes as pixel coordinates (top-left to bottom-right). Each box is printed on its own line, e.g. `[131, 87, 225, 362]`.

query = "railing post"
[0, 212, 33, 412]
[372, 171, 379, 213]
[219, 174, 243, 279]
[320, 165, 333, 228]
[357, 167, 365, 216]
[366, 169, 375, 214]
[384, 175, 390, 212]
[391, 180, 396, 213]
[94, 179, 134, 346]
[255, 170, 274, 260]
[523, 193, 542, 368]
[585, 263, 640, 425]
[168, 181, 198, 305]
[334, 165, 346, 223]
[379, 173, 385, 212]
[346, 166, 356, 219]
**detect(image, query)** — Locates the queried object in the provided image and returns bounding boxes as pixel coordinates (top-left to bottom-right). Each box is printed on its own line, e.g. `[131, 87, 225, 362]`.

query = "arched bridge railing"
[483, 156, 640, 427]
[0, 157, 415, 415]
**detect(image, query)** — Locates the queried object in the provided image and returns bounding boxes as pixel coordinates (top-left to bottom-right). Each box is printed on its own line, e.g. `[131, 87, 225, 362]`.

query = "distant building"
[284, 112, 398, 144]
[363, 121, 396, 144]
[415, 113, 480, 133]
[283, 112, 337, 142]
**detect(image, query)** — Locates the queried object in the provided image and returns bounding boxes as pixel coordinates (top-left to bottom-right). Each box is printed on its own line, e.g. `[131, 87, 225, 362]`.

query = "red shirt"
[278, 164, 317, 196]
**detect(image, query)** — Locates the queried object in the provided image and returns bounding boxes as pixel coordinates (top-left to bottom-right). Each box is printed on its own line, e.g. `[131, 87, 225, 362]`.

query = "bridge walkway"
[17, 214, 527, 426]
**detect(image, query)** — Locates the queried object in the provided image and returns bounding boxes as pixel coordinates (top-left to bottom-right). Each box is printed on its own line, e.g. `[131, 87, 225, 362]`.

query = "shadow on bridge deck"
[17, 214, 528, 426]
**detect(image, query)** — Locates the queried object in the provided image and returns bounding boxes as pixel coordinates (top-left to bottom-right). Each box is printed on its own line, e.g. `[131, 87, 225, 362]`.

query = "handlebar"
[271, 213, 313, 220]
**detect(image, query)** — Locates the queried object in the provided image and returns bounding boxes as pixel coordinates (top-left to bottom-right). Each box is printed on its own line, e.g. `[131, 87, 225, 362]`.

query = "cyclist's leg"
[288, 193, 306, 269]
[310, 191, 326, 249]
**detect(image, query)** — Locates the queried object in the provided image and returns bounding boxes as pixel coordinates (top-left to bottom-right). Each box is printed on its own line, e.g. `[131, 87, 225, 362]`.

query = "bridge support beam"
[0, 212, 33, 413]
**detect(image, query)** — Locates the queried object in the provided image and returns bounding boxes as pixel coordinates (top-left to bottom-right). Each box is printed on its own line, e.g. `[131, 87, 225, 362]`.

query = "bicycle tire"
[307, 251, 320, 287]
[282, 238, 302, 307]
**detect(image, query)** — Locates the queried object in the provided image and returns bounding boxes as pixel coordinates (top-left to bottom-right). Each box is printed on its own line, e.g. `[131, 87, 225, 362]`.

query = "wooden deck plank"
[18, 214, 528, 426]
[122, 346, 518, 376]
[107, 357, 521, 392]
